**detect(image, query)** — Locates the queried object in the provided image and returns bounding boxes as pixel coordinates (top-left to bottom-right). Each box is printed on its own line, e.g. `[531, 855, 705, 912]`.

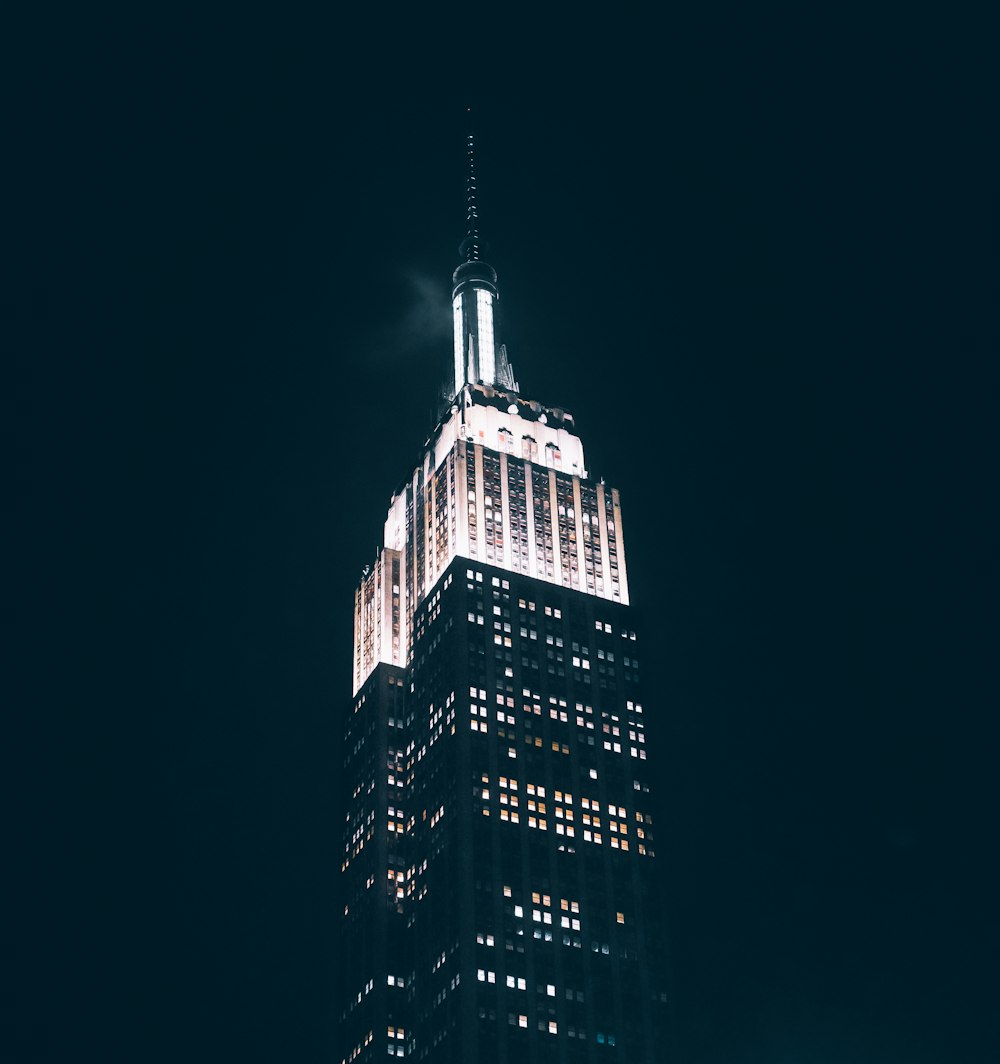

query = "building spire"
[450, 112, 518, 398]
[460, 111, 481, 263]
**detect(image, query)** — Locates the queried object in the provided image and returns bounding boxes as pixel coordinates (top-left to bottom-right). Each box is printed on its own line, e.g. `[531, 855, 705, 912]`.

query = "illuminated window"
[476, 289, 495, 381]
[453, 296, 464, 391]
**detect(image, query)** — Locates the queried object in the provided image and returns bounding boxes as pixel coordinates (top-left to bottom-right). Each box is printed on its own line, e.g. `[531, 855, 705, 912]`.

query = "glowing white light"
[476, 289, 495, 383]
[453, 296, 464, 393]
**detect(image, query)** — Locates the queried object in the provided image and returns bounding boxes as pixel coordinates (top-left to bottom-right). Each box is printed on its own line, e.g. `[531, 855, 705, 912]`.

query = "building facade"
[340, 136, 669, 1064]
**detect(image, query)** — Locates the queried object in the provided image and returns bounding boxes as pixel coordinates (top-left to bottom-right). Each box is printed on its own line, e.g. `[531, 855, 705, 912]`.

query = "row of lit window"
[477, 781, 647, 852]
[344, 1029, 373, 1062]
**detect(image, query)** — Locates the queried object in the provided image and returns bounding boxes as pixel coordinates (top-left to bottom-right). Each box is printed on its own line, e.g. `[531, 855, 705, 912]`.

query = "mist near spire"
[355, 267, 452, 368]
[399, 270, 452, 347]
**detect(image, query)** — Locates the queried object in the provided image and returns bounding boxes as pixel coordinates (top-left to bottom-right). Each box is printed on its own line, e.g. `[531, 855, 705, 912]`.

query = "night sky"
[16, 6, 995, 1063]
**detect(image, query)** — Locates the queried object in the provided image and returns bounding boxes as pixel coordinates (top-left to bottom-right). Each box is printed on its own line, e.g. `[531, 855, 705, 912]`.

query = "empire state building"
[340, 132, 670, 1064]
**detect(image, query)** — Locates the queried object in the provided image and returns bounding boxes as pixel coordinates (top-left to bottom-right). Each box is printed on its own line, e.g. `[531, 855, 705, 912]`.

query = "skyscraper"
[341, 131, 669, 1064]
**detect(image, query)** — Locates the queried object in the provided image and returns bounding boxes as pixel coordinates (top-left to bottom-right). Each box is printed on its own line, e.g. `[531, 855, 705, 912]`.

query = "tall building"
[340, 132, 669, 1064]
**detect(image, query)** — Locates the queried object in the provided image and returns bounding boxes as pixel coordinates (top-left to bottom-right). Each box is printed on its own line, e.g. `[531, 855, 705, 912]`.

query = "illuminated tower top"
[352, 121, 631, 695]
[451, 120, 518, 396]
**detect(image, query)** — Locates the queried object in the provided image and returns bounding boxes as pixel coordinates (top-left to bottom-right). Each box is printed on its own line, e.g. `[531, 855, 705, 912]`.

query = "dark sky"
[15, 5, 996, 1063]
